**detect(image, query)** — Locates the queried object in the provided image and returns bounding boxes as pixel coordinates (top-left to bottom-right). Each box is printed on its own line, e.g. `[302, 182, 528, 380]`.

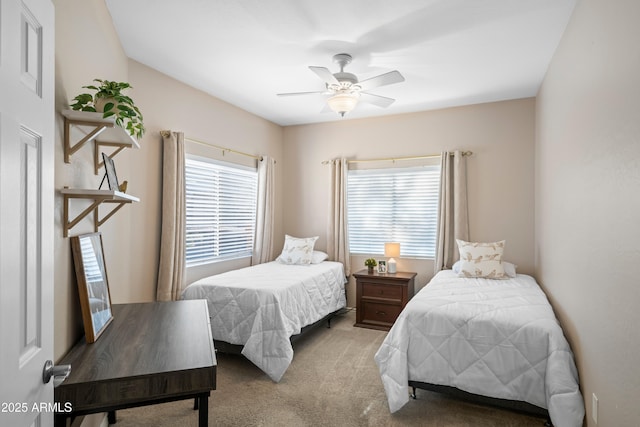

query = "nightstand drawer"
[362, 282, 403, 301]
[353, 269, 416, 331]
[361, 301, 403, 326]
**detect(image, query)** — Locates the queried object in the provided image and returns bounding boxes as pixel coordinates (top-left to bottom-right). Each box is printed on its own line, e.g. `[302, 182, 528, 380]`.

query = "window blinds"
[184, 156, 257, 266]
[347, 165, 440, 258]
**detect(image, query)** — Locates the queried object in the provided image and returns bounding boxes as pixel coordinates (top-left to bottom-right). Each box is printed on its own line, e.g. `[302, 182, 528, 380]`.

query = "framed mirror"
[70, 232, 113, 343]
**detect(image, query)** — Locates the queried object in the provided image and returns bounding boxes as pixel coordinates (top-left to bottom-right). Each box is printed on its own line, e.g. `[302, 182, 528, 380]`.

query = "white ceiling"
[105, 0, 576, 127]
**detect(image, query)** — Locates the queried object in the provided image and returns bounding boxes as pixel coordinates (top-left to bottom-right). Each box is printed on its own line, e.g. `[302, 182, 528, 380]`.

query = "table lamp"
[384, 242, 400, 274]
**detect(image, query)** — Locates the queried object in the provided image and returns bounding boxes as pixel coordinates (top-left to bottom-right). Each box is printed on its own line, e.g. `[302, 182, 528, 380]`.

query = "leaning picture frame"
[377, 260, 387, 274]
[101, 152, 119, 191]
[70, 232, 114, 343]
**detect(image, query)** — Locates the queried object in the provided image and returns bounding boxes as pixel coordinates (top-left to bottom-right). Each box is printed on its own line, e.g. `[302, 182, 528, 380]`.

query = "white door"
[0, 0, 55, 425]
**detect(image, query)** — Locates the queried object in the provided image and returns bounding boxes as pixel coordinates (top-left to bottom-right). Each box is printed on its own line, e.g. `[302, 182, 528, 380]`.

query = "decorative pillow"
[311, 251, 329, 264]
[453, 260, 517, 278]
[455, 239, 507, 279]
[276, 235, 319, 265]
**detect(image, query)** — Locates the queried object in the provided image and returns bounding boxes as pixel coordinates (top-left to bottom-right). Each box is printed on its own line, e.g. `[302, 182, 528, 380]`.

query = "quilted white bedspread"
[181, 261, 346, 382]
[374, 270, 585, 427]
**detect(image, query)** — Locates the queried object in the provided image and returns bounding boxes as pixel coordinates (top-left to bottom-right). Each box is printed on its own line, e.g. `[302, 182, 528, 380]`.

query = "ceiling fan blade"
[357, 70, 405, 91]
[309, 66, 339, 86]
[359, 92, 396, 108]
[277, 91, 326, 97]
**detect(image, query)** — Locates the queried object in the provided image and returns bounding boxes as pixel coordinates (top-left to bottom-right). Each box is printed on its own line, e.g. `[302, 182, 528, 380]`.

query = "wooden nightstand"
[353, 269, 416, 331]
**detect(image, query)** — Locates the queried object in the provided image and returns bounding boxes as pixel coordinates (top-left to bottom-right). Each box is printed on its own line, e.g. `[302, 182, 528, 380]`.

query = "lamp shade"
[384, 242, 400, 258]
[385, 242, 400, 273]
[327, 93, 358, 117]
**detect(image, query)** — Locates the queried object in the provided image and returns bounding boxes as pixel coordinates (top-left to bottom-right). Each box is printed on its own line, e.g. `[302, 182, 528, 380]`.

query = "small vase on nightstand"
[367, 266, 374, 274]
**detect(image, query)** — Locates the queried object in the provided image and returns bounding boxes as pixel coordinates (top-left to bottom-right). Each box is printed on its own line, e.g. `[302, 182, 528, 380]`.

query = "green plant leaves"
[69, 79, 145, 139]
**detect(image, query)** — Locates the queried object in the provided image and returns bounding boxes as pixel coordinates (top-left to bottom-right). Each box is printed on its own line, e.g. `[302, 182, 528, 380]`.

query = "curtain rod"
[184, 136, 261, 160]
[321, 151, 472, 165]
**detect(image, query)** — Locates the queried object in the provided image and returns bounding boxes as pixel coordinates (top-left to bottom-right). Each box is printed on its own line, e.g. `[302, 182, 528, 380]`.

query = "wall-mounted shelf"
[62, 109, 139, 175]
[61, 188, 140, 237]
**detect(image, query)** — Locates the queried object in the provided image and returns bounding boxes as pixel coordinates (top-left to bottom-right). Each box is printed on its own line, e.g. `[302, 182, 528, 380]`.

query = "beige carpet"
[114, 309, 547, 426]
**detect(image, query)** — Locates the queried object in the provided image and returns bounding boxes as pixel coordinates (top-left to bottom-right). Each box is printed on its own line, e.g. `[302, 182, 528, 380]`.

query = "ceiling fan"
[277, 53, 405, 117]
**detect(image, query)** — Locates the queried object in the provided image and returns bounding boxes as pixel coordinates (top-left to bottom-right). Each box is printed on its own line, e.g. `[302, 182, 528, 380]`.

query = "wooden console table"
[54, 301, 216, 427]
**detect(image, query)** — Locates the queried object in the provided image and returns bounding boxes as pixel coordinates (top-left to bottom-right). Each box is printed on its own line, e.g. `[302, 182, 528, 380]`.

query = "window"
[185, 155, 257, 266]
[347, 165, 440, 258]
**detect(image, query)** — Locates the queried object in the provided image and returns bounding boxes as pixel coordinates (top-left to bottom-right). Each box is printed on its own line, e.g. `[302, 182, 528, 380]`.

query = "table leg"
[198, 395, 208, 427]
[108, 410, 117, 424]
[54, 414, 68, 427]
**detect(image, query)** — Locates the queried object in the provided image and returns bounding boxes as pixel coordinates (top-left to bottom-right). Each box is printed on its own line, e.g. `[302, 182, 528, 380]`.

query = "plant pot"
[95, 97, 119, 114]
[367, 266, 374, 274]
[70, 79, 145, 139]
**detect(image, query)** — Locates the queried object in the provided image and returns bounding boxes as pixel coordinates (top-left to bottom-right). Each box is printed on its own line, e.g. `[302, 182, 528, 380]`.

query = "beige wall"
[53, 0, 283, 373]
[127, 59, 284, 289]
[54, 0, 130, 361]
[53, 1, 129, 426]
[282, 98, 536, 304]
[535, 0, 640, 426]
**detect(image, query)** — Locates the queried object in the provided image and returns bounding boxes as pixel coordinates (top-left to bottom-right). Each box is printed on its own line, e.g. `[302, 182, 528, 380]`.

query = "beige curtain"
[252, 156, 275, 265]
[434, 150, 469, 273]
[327, 158, 351, 276]
[157, 131, 186, 301]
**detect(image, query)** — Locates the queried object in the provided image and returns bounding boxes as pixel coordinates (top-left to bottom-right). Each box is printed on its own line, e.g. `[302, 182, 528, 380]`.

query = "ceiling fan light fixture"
[278, 53, 404, 117]
[327, 92, 359, 117]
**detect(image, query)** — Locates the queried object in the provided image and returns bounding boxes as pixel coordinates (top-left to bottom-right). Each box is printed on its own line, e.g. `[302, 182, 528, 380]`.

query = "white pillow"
[311, 251, 328, 264]
[456, 239, 507, 279]
[453, 260, 517, 278]
[276, 235, 319, 265]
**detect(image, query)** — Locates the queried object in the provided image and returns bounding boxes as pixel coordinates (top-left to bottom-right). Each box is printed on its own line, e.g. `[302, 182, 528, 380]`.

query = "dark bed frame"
[408, 380, 553, 426]
[212, 308, 344, 355]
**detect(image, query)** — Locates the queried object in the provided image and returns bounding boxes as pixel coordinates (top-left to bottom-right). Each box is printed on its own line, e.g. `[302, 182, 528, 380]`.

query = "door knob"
[42, 360, 71, 387]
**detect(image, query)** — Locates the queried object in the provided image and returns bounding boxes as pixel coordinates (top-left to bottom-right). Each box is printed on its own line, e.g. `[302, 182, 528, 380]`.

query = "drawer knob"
[376, 311, 387, 316]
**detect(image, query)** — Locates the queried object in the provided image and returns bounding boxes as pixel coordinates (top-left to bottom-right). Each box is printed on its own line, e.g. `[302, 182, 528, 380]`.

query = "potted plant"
[365, 258, 377, 274]
[70, 79, 145, 140]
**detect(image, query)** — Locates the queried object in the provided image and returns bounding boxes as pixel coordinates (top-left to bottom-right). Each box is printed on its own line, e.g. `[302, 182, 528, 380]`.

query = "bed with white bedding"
[374, 270, 585, 427]
[181, 260, 347, 382]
